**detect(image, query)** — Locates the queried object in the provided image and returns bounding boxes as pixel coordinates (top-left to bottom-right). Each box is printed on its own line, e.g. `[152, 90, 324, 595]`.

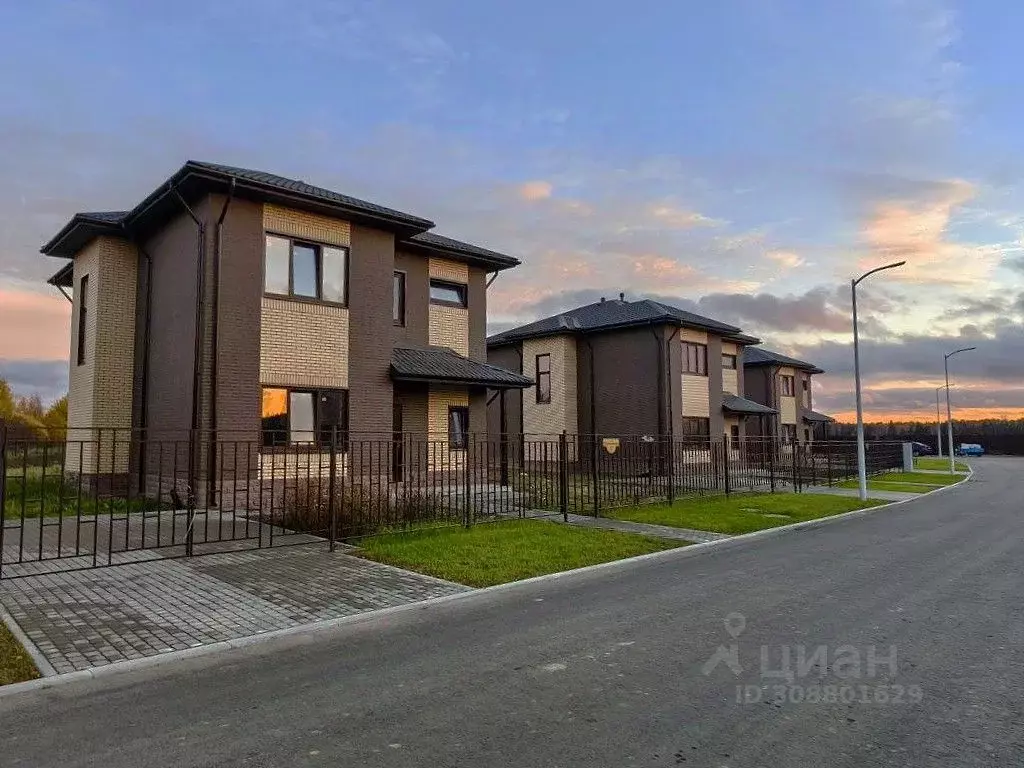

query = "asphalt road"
[3, 457, 1023, 767]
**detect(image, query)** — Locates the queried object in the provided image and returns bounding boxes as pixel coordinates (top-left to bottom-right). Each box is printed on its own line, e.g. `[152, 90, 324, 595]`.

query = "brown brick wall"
[394, 250, 429, 348]
[486, 345, 524, 437]
[467, 267, 487, 361]
[348, 224, 396, 437]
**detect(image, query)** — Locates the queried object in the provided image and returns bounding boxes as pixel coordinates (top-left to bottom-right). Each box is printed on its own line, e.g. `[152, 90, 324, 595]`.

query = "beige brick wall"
[260, 298, 349, 388]
[426, 386, 469, 470]
[723, 369, 739, 395]
[522, 335, 578, 438]
[256, 451, 348, 479]
[780, 397, 797, 425]
[263, 204, 351, 247]
[428, 258, 469, 356]
[681, 376, 710, 417]
[681, 328, 708, 344]
[428, 304, 469, 356]
[66, 236, 138, 474]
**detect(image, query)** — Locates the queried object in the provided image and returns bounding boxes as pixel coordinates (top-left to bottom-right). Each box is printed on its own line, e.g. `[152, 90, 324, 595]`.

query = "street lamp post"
[935, 386, 945, 458]
[852, 261, 906, 500]
[944, 347, 976, 473]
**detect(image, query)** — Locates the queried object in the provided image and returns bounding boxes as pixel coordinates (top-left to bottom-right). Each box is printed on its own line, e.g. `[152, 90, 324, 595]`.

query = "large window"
[448, 406, 469, 449]
[264, 234, 347, 303]
[393, 271, 406, 326]
[429, 279, 467, 308]
[780, 374, 795, 397]
[76, 274, 89, 366]
[683, 342, 708, 376]
[535, 353, 551, 404]
[680, 417, 710, 437]
[261, 387, 349, 448]
[722, 353, 737, 370]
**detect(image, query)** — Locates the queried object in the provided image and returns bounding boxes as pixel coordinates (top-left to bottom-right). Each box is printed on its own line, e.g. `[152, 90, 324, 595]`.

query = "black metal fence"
[0, 425, 905, 578]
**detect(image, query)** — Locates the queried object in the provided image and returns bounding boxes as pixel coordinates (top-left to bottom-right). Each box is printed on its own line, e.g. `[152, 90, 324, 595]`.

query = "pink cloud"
[0, 288, 70, 361]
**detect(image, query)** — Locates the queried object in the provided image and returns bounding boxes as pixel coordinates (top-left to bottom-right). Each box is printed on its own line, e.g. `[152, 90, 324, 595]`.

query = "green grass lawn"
[356, 519, 682, 587]
[915, 457, 969, 472]
[3, 466, 166, 520]
[856, 482, 942, 494]
[608, 492, 883, 535]
[0, 622, 39, 686]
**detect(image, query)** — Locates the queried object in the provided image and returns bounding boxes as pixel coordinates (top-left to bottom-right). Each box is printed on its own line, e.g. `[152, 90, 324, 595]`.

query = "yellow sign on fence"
[602, 437, 620, 454]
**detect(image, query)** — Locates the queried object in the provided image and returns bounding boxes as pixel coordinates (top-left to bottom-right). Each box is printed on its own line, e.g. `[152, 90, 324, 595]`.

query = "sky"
[2, 0, 1023, 422]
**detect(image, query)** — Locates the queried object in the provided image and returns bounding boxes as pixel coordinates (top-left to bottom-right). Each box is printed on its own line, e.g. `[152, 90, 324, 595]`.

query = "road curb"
[0, 471, 974, 700]
[0, 604, 56, 679]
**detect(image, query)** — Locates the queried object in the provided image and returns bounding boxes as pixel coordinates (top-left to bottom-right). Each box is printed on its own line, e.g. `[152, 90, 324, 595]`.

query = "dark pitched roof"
[487, 298, 756, 346]
[46, 262, 74, 288]
[803, 410, 834, 423]
[391, 346, 533, 389]
[743, 346, 824, 374]
[187, 161, 433, 229]
[722, 392, 778, 415]
[42, 161, 520, 271]
[401, 231, 519, 270]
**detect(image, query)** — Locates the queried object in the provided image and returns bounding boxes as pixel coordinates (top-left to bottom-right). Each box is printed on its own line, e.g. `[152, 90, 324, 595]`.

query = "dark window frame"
[729, 424, 740, 450]
[448, 405, 470, 450]
[781, 423, 797, 444]
[429, 278, 468, 308]
[264, 232, 349, 306]
[680, 417, 711, 437]
[535, 353, 551, 404]
[393, 270, 406, 326]
[682, 342, 708, 376]
[76, 274, 89, 366]
[780, 374, 796, 397]
[722, 353, 737, 370]
[261, 386, 350, 450]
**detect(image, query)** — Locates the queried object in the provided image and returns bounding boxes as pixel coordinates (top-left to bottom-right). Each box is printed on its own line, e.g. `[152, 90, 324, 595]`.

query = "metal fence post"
[591, 434, 600, 516]
[327, 425, 338, 551]
[768, 436, 776, 493]
[791, 440, 799, 493]
[666, 436, 675, 505]
[463, 435, 472, 529]
[558, 431, 569, 522]
[186, 428, 197, 557]
[722, 436, 731, 496]
[826, 439, 833, 486]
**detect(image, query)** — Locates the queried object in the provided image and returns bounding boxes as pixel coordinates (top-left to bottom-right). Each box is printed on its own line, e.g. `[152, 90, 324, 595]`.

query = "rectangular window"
[730, 424, 740, 450]
[535, 353, 551, 404]
[264, 234, 348, 304]
[429, 279, 468, 308]
[393, 271, 406, 326]
[722, 354, 737, 370]
[76, 274, 89, 366]
[448, 406, 469, 449]
[781, 424, 797, 444]
[804, 428, 811, 443]
[680, 417, 710, 437]
[683, 342, 708, 376]
[780, 374, 795, 397]
[261, 386, 349, 448]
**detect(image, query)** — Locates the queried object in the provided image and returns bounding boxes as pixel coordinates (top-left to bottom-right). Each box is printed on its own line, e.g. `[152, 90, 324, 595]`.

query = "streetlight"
[934, 386, 946, 458]
[852, 261, 906, 500]
[944, 347, 976, 473]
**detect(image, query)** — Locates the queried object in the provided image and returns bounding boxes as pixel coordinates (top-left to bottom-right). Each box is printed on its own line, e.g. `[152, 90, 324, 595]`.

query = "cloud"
[517, 181, 553, 201]
[765, 250, 804, 269]
[0, 360, 67, 404]
[0, 287, 70, 361]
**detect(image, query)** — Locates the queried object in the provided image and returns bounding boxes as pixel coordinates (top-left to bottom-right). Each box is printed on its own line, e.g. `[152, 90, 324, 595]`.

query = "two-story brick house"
[742, 347, 832, 444]
[486, 296, 775, 448]
[42, 161, 531, 490]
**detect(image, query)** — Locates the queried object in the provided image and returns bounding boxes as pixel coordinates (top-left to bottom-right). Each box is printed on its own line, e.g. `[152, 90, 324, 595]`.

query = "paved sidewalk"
[802, 485, 921, 501]
[0, 545, 468, 676]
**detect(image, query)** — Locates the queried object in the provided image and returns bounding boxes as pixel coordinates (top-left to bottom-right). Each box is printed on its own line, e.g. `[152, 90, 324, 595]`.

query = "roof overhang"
[803, 410, 834, 423]
[722, 393, 778, 415]
[399, 235, 520, 272]
[46, 262, 75, 288]
[391, 346, 533, 389]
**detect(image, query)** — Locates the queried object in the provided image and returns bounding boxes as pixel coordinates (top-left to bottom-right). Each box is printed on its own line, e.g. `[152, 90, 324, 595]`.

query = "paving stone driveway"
[0, 545, 468, 676]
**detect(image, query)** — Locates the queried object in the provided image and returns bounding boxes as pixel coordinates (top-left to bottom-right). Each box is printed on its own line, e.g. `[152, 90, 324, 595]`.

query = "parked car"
[956, 443, 984, 457]
[910, 442, 934, 456]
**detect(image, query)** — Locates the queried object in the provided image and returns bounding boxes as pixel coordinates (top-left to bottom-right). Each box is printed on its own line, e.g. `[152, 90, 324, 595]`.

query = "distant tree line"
[0, 378, 67, 440]
[829, 419, 1024, 455]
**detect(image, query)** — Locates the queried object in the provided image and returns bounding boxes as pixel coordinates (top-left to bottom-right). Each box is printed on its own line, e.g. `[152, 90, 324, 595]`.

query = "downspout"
[56, 285, 73, 304]
[206, 180, 236, 505]
[486, 271, 499, 288]
[122, 222, 155, 493]
[172, 188, 207, 509]
[581, 334, 596, 436]
[647, 324, 665, 442]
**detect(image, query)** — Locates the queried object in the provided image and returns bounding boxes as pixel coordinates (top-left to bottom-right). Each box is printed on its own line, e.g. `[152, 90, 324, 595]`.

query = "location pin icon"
[724, 612, 746, 638]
